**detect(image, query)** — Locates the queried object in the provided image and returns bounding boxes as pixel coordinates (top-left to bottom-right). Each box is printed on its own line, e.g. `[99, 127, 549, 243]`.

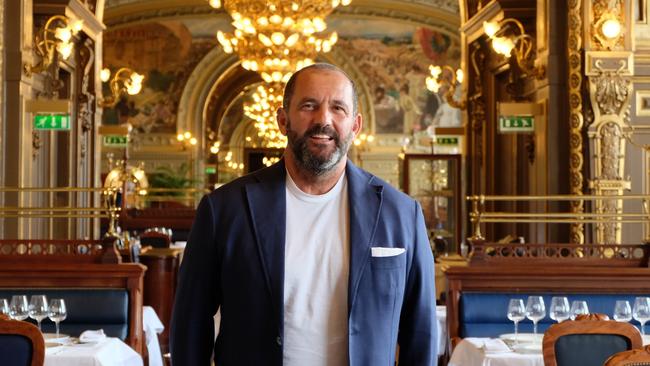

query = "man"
[170, 63, 437, 365]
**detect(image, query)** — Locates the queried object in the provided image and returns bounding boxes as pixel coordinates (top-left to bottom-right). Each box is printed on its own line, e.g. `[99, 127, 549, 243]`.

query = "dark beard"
[286, 120, 354, 176]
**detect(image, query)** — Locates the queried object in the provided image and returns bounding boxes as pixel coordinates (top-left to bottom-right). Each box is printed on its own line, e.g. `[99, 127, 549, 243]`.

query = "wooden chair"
[605, 345, 650, 366]
[0, 314, 45, 366]
[542, 314, 642, 366]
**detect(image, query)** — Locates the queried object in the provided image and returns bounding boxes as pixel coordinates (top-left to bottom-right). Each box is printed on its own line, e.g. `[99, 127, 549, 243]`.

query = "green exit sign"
[33, 114, 70, 130]
[205, 166, 217, 174]
[103, 135, 128, 148]
[436, 136, 459, 145]
[499, 115, 535, 133]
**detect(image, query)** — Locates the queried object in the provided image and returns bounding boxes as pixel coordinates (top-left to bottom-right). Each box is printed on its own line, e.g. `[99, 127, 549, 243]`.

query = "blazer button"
[276, 336, 282, 346]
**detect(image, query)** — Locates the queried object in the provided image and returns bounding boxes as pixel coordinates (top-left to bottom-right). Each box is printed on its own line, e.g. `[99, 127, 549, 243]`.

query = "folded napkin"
[79, 329, 107, 343]
[464, 338, 511, 353]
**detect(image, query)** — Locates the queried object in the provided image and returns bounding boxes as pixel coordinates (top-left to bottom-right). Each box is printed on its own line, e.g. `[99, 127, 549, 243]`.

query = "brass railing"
[467, 194, 650, 243]
[0, 187, 121, 239]
[135, 187, 208, 208]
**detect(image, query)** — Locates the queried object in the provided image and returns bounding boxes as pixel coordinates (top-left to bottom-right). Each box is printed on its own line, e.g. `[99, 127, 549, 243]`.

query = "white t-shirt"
[283, 171, 350, 366]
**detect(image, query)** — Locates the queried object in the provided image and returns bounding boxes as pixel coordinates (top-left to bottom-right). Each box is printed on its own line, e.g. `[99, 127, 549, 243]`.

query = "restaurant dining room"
[2, 0, 650, 365]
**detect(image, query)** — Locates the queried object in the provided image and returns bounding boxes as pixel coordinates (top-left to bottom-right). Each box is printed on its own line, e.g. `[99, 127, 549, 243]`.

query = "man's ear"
[277, 108, 288, 135]
[352, 113, 363, 137]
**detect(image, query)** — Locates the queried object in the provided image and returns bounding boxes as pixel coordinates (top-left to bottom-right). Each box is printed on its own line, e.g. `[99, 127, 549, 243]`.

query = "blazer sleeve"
[398, 200, 438, 365]
[170, 195, 221, 365]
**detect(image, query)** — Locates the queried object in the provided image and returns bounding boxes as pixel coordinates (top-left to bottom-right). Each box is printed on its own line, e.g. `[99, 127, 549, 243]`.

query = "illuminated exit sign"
[498, 115, 535, 133]
[33, 114, 71, 130]
[103, 135, 129, 148]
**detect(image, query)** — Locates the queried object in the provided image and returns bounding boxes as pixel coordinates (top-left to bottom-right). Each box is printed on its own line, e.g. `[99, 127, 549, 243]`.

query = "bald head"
[282, 63, 359, 116]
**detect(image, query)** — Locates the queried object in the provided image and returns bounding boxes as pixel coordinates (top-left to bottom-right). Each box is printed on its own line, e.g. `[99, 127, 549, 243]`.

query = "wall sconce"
[24, 15, 83, 76]
[209, 141, 221, 155]
[98, 67, 145, 108]
[482, 18, 545, 79]
[594, 10, 623, 50]
[425, 65, 466, 110]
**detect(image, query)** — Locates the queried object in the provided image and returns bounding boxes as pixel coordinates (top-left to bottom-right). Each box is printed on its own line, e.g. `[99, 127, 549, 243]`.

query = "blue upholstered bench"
[460, 292, 648, 338]
[0, 289, 129, 340]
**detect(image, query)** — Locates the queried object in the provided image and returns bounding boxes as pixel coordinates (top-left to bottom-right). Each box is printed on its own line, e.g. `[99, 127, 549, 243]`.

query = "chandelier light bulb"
[270, 14, 283, 24]
[602, 18, 622, 39]
[271, 32, 285, 45]
[456, 69, 464, 84]
[57, 41, 73, 59]
[285, 33, 299, 47]
[55, 27, 72, 42]
[483, 21, 500, 38]
[100, 68, 111, 82]
[282, 17, 295, 27]
[177, 134, 184, 141]
[341, 0, 351, 5]
[258, 34, 273, 47]
[257, 17, 269, 26]
[184, 132, 191, 139]
[209, 0, 221, 8]
[190, 137, 198, 145]
[70, 19, 84, 33]
[332, 0, 341, 6]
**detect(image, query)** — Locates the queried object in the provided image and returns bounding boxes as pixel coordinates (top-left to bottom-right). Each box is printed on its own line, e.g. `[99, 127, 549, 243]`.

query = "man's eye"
[301, 103, 316, 110]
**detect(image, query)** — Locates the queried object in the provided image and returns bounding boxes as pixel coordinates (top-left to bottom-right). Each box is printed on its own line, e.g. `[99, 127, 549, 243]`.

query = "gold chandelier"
[243, 84, 287, 148]
[210, 0, 349, 83]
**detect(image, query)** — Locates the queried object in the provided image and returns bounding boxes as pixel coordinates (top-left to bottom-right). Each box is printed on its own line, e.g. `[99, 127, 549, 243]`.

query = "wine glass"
[9, 295, 28, 321]
[0, 298, 9, 316]
[614, 300, 632, 322]
[507, 299, 526, 344]
[549, 296, 570, 323]
[525, 296, 546, 335]
[570, 300, 589, 320]
[633, 297, 650, 335]
[28, 295, 48, 331]
[48, 299, 67, 338]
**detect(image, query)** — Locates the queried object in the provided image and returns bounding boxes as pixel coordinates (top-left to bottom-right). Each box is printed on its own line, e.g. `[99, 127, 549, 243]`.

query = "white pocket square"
[371, 247, 406, 257]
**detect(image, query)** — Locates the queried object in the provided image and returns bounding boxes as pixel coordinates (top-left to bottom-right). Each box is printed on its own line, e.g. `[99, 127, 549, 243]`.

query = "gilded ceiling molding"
[568, 0, 584, 244]
[103, 0, 460, 39]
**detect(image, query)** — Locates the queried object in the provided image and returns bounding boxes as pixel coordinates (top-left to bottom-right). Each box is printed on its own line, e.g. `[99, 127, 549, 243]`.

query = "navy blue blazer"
[170, 160, 437, 365]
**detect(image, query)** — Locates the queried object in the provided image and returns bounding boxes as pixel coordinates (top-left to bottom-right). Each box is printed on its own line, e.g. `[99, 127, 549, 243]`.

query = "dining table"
[44, 337, 143, 366]
[448, 333, 650, 366]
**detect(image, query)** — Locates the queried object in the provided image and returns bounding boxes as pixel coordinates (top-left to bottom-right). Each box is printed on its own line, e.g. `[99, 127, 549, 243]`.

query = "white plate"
[512, 342, 542, 354]
[43, 333, 70, 344]
[499, 333, 543, 343]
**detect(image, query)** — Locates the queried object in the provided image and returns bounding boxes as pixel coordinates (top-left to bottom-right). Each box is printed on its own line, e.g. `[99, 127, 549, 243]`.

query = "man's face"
[278, 69, 362, 176]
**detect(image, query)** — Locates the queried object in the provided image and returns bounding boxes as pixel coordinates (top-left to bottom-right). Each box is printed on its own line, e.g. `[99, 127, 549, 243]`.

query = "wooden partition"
[445, 240, 650, 343]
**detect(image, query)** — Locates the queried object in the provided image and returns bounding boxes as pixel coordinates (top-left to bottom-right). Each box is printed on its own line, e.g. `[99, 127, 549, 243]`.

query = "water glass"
[507, 299, 526, 343]
[0, 298, 9, 316]
[570, 300, 589, 320]
[9, 295, 29, 321]
[48, 299, 67, 338]
[526, 296, 546, 335]
[28, 295, 49, 331]
[613, 300, 632, 322]
[633, 297, 650, 335]
[549, 296, 570, 323]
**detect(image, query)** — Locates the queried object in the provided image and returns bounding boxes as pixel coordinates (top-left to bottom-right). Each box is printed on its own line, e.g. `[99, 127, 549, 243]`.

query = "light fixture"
[243, 84, 287, 149]
[210, 0, 349, 83]
[24, 15, 83, 76]
[262, 156, 280, 167]
[482, 19, 545, 79]
[177, 131, 198, 148]
[98, 68, 145, 108]
[209, 141, 221, 155]
[425, 65, 466, 110]
[594, 10, 624, 50]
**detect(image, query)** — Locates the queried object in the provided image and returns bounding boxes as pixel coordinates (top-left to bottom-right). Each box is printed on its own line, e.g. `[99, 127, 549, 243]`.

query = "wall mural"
[102, 22, 215, 134]
[332, 19, 461, 135]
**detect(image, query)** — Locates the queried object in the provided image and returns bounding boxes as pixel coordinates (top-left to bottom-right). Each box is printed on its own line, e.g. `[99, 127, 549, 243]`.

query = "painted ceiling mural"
[101, 1, 461, 136]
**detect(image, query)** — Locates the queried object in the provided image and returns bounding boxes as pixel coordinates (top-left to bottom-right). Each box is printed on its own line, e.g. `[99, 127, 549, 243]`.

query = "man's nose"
[312, 105, 333, 126]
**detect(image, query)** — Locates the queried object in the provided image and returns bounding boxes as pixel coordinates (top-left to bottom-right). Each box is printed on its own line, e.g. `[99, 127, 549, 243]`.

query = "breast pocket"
[370, 251, 407, 270]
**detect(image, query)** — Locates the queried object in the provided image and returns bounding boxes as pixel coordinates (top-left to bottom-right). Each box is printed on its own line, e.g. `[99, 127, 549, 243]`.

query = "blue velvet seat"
[460, 292, 649, 338]
[0, 315, 44, 366]
[0, 289, 129, 340]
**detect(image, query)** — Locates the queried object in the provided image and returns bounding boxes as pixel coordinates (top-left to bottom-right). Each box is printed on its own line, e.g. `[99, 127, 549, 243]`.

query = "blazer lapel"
[346, 161, 383, 311]
[245, 161, 287, 332]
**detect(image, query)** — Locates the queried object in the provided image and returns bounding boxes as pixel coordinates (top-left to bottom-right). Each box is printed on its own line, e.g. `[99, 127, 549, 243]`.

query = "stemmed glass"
[526, 296, 546, 335]
[0, 298, 9, 316]
[9, 295, 29, 321]
[507, 299, 526, 344]
[48, 299, 67, 338]
[28, 295, 49, 331]
[633, 297, 650, 335]
[613, 300, 633, 323]
[549, 296, 570, 323]
[570, 300, 589, 320]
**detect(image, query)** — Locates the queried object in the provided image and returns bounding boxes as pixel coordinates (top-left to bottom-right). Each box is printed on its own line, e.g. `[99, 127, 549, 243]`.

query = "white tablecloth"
[143, 306, 165, 366]
[437, 305, 447, 356]
[45, 337, 143, 366]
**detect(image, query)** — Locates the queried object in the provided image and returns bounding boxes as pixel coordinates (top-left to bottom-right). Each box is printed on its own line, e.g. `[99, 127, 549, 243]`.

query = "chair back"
[542, 314, 642, 366]
[0, 314, 45, 366]
[605, 345, 650, 366]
